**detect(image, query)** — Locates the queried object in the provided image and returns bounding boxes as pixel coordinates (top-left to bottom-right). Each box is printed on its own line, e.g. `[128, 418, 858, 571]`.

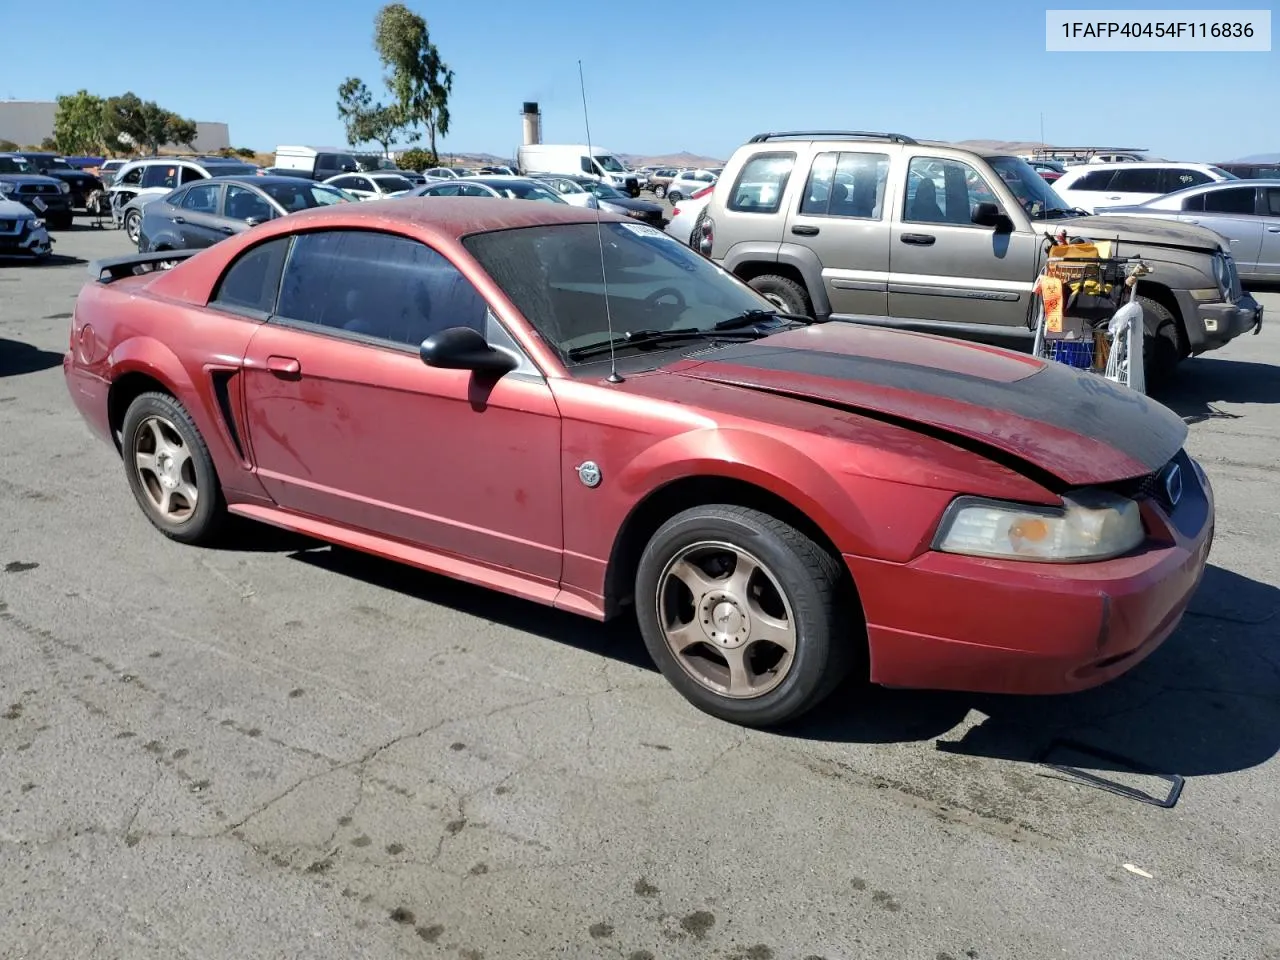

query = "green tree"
[53, 90, 109, 154]
[373, 4, 453, 163]
[102, 93, 198, 154]
[0, 139, 19, 151]
[397, 147, 432, 172]
[337, 77, 412, 156]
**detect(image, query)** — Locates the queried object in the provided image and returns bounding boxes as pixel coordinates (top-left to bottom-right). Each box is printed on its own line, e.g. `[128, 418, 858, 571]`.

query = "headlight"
[1212, 252, 1229, 299]
[0, 181, 14, 195]
[934, 489, 1144, 562]
[32, 219, 45, 229]
[625, 208, 647, 219]
[58, 181, 71, 194]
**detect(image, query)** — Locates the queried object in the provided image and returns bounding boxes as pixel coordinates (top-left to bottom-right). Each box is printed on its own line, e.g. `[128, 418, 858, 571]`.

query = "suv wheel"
[1136, 295, 1184, 387]
[654, 184, 666, 198]
[635, 505, 854, 727]
[748, 275, 812, 316]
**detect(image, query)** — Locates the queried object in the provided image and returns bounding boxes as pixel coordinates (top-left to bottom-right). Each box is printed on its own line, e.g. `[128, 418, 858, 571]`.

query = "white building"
[0, 100, 231, 153]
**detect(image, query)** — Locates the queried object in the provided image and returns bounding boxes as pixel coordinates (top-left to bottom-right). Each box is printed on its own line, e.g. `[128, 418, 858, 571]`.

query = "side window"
[1202, 187, 1257, 215]
[180, 182, 221, 213]
[179, 166, 207, 185]
[579, 156, 594, 174]
[1181, 192, 1206, 212]
[225, 185, 274, 222]
[1165, 168, 1211, 191]
[429, 183, 461, 197]
[141, 165, 180, 189]
[1072, 169, 1116, 191]
[459, 184, 493, 197]
[118, 165, 144, 186]
[275, 230, 489, 347]
[1265, 188, 1280, 217]
[727, 152, 795, 214]
[904, 156, 991, 225]
[801, 152, 888, 219]
[1109, 168, 1164, 192]
[211, 236, 292, 315]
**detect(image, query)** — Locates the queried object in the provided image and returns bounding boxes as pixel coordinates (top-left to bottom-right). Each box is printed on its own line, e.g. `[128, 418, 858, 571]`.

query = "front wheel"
[121, 392, 226, 544]
[1135, 295, 1184, 388]
[667, 191, 683, 205]
[747, 274, 813, 316]
[635, 505, 855, 727]
[124, 210, 142, 245]
[654, 184, 666, 199]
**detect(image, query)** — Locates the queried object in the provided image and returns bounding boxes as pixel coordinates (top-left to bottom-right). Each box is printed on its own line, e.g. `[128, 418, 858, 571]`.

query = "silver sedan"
[1106, 179, 1280, 283]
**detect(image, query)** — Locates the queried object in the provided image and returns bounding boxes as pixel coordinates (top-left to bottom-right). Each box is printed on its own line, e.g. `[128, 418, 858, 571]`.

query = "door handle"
[900, 233, 936, 245]
[265, 355, 301, 376]
[791, 225, 820, 236]
[1107, 195, 1122, 200]
[1268, 227, 1280, 233]
[218, 225, 234, 234]
[171, 215, 185, 223]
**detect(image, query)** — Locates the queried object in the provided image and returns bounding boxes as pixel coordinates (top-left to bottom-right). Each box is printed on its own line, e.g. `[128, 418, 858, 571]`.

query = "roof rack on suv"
[747, 130, 918, 145]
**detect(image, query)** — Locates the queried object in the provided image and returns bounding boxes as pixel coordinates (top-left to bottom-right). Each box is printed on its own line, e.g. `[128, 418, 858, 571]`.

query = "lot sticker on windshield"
[619, 222, 668, 240]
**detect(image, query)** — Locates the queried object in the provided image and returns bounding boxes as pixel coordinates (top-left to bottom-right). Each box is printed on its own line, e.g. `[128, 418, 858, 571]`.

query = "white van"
[273, 145, 360, 181]
[517, 144, 639, 196]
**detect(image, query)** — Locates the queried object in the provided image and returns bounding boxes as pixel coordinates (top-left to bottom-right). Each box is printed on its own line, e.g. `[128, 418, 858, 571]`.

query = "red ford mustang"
[63, 199, 1213, 727]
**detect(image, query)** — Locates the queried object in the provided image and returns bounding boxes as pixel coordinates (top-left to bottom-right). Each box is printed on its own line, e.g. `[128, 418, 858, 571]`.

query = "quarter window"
[1265, 188, 1280, 217]
[727, 152, 795, 214]
[179, 166, 207, 185]
[225, 185, 274, 222]
[1164, 169, 1211, 191]
[800, 151, 888, 219]
[1202, 186, 1256, 215]
[275, 230, 488, 347]
[211, 236, 292, 315]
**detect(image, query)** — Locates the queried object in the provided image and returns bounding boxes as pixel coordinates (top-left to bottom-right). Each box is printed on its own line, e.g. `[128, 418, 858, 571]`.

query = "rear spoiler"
[87, 249, 199, 283]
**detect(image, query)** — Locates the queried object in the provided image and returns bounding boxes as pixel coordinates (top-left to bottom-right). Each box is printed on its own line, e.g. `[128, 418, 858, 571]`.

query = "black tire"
[654, 184, 666, 199]
[667, 191, 683, 205]
[1136, 295, 1184, 388]
[748, 274, 813, 316]
[124, 210, 142, 245]
[635, 505, 856, 728]
[121, 392, 226, 545]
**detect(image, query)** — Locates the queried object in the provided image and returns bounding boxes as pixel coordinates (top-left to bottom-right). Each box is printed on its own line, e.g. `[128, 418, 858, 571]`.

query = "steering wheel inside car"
[644, 286, 687, 310]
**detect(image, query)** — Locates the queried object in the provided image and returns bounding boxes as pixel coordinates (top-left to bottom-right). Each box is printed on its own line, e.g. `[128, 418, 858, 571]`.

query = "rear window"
[727, 152, 795, 214]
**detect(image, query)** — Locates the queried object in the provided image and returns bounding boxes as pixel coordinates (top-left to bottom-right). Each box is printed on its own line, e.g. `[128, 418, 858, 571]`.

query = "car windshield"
[489, 182, 565, 203]
[41, 157, 74, 171]
[0, 156, 33, 174]
[988, 156, 1076, 218]
[207, 163, 260, 178]
[594, 155, 626, 173]
[260, 181, 350, 210]
[554, 179, 586, 194]
[1207, 166, 1240, 180]
[463, 221, 776, 364]
[373, 175, 414, 192]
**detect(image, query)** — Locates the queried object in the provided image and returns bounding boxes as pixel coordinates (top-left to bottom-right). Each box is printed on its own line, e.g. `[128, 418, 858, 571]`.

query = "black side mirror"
[420, 326, 517, 375]
[972, 201, 1013, 232]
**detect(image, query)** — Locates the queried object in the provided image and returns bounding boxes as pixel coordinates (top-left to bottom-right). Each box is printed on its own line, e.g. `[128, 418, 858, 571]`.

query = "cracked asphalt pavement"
[2, 227, 1278, 960]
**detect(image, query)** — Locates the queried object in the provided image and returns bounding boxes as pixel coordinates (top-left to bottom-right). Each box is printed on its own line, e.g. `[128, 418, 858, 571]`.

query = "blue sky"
[4, 0, 1275, 161]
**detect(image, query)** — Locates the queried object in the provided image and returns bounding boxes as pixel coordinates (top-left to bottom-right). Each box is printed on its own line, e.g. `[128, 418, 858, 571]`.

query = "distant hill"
[1231, 152, 1280, 163]
[428, 149, 727, 170]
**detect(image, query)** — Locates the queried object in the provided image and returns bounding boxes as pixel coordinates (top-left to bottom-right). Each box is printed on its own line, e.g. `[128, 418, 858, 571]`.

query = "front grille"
[1108, 450, 1194, 514]
[0, 219, 15, 232]
[18, 183, 58, 195]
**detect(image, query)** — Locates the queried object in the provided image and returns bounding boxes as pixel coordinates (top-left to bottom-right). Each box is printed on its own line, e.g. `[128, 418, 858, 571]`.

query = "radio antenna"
[578, 59, 623, 384]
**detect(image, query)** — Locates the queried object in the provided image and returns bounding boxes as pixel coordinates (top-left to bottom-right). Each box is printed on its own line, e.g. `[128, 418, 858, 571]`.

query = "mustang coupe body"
[63, 199, 1213, 727]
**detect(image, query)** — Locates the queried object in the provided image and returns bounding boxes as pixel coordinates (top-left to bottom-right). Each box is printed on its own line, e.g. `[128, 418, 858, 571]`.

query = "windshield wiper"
[567, 327, 760, 361]
[714, 308, 821, 330]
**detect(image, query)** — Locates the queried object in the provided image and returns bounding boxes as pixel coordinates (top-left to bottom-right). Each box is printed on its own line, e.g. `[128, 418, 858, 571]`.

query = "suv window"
[179, 166, 207, 185]
[1164, 168, 1211, 191]
[727, 152, 794, 214]
[142, 164, 181, 190]
[1266, 188, 1280, 217]
[1109, 168, 1164, 192]
[1202, 186, 1256, 215]
[180, 183, 220, 213]
[118, 164, 144, 186]
[276, 230, 488, 346]
[800, 151, 889, 219]
[1071, 169, 1116, 191]
[904, 156, 993, 225]
[211, 236, 292, 315]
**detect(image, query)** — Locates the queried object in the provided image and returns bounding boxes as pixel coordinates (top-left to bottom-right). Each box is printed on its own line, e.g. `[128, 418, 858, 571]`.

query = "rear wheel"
[748, 274, 813, 317]
[667, 191, 683, 204]
[635, 505, 855, 727]
[121, 392, 226, 545]
[654, 184, 666, 199]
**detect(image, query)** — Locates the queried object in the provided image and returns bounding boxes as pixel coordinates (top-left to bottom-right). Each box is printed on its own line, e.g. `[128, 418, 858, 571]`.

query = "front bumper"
[11, 193, 71, 220]
[0, 218, 53, 258]
[1192, 292, 1262, 351]
[845, 459, 1214, 696]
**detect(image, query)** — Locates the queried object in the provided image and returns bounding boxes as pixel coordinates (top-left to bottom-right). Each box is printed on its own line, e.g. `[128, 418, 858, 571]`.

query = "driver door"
[238, 228, 564, 583]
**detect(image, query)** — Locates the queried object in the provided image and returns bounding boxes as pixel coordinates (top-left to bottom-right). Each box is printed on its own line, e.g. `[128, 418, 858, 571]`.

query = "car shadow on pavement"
[794, 563, 1280, 778]
[0, 338, 64, 377]
[289, 544, 658, 671]
[1152, 356, 1280, 424]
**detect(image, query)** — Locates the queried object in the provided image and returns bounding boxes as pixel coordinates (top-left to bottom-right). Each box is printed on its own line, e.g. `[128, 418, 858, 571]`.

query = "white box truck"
[517, 144, 640, 196]
[273, 146, 360, 181]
